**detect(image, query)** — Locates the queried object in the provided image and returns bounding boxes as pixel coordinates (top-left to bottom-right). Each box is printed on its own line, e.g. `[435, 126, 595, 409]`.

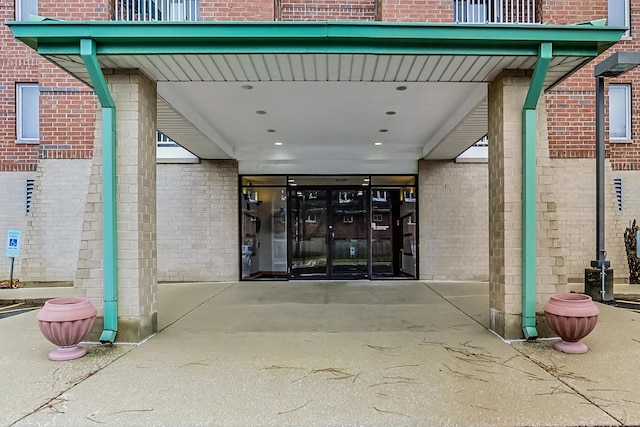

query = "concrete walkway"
[2, 281, 640, 426]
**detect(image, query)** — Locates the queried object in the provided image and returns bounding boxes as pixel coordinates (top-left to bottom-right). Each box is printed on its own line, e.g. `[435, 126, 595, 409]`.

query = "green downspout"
[80, 39, 118, 343]
[521, 42, 552, 340]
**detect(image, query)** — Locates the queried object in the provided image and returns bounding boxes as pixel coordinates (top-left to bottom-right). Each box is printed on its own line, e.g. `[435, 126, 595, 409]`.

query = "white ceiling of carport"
[158, 80, 486, 162]
[50, 52, 589, 173]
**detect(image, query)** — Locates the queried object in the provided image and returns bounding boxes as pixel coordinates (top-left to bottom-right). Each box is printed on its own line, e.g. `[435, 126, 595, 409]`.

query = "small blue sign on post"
[6, 229, 21, 258]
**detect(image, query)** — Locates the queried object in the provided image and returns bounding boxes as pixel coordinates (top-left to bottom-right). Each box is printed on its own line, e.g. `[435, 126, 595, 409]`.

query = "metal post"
[9, 257, 14, 287]
[591, 75, 611, 301]
[595, 75, 605, 265]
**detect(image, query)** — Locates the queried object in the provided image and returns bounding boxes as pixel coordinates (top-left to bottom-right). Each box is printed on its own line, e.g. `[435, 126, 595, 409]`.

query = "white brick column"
[488, 73, 528, 339]
[76, 70, 158, 342]
[488, 71, 568, 339]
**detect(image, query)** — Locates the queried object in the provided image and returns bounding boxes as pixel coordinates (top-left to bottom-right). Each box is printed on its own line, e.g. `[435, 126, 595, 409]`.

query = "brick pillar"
[76, 70, 158, 343]
[488, 71, 568, 339]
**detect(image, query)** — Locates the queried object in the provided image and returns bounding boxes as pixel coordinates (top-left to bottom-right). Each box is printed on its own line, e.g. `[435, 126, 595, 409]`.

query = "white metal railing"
[473, 135, 489, 147]
[115, 0, 200, 21]
[156, 132, 199, 163]
[454, 0, 538, 24]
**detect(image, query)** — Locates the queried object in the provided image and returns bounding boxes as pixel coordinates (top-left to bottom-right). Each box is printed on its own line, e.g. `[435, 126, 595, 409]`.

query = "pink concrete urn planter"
[543, 293, 599, 354]
[37, 297, 97, 361]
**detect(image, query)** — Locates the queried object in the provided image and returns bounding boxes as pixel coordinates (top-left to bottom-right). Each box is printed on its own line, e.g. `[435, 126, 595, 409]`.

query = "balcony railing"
[115, 0, 537, 24]
[454, 0, 538, 24]
[115, 0, 200, 21]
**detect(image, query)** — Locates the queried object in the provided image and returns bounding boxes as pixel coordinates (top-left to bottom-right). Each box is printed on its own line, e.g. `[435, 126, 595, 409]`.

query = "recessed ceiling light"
[241, 85, 253, 90]
[274, 142, 283, 146]
[267, 129, 276, 133]
[385, 111, 397, 115]
[396, 85, 407, 91]
[378, 129, 388, 133]
[256, 110, 267, 115]
[363, 178, 370, 182]
[374, 142, 383, 146]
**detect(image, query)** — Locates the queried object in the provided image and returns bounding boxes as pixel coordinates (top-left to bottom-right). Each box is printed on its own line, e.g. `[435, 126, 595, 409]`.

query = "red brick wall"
[0, 0, 100, 171]
[382, 0, 452, 23]
[538, 0, 607, 24]
[276, 0, 377, 21]
[38, 0, 113, 20]
[1, 3, 41, 171]
[39, 90, 97, 161]
[3, 0, 640, 171]
[200, 0, 274, 21]
[544, 0, 640, 171]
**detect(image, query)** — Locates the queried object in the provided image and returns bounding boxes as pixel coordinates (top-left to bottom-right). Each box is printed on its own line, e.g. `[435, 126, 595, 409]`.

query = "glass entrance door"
[329, 189, 368, 279]
[289, 188, 368, 279]
[290, 189, 329, 277]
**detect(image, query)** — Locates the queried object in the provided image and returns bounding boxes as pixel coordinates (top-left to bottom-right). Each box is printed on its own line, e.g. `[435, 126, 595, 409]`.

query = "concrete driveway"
[2, 280, 640, 426]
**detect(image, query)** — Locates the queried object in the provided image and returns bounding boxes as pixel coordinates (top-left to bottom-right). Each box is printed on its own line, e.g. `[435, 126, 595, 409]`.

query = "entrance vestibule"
[240, 175, 417, 280]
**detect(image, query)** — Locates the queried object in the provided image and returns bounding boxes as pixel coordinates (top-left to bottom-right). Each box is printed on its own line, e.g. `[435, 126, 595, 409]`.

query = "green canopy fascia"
[8, 21, 625, 58]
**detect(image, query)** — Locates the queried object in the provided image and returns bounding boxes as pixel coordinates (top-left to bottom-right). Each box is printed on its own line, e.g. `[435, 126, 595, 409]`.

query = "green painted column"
[521, 43, 552, 339]
[80, 39, 119, 343]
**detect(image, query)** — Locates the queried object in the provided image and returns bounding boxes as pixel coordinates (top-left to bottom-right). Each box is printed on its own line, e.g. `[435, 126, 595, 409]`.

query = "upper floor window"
[16, 0, 38, 21]
[609, 84, 631, 141]
[609, 0, 631, 37]
[16, 83, 40, 143]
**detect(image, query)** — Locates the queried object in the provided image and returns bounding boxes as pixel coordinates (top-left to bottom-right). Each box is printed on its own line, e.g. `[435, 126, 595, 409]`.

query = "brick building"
[0, 0, 636, 341]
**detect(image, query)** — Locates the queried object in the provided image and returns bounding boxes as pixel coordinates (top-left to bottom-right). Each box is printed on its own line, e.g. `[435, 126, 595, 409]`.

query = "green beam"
[80, 38, 118, 344]
[35, 43, 606, 57]
[36, 43, 597, 57]
[521, 42, 552, 340]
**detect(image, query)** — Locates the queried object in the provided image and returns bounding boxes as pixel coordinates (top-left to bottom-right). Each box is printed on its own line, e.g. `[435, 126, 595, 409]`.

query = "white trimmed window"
[16, 0, 38, 21]
[16, 83, 40, 142]
[609, 84, 631, 141]
[609, 0, 630, 37]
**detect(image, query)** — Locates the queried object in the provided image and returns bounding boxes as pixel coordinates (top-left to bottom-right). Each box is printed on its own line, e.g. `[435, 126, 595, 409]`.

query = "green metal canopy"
[7, 21, 625, 166]
[7, 19, 626, 341]
[9, 20, 624, 55]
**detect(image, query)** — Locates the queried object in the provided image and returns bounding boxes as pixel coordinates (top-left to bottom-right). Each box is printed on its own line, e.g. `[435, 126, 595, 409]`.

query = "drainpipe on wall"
[80, 38, 118, 344]
[521, 42, 552, 340]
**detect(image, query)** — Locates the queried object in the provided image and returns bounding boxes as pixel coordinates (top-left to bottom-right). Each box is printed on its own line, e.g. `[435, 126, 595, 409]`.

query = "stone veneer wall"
[418, 160, 489, 281]
[156, 160, 239, 282]
[20, 159, 90, 282]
